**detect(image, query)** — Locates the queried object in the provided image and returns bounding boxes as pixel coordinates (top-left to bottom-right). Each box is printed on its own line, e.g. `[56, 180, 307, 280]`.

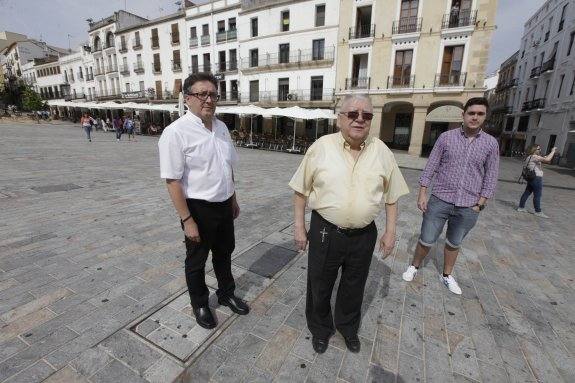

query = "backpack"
[521, 155, 536, 181]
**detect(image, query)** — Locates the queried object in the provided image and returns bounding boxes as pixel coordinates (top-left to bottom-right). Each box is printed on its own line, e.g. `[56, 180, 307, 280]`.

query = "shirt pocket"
[362, 174, 385, 207]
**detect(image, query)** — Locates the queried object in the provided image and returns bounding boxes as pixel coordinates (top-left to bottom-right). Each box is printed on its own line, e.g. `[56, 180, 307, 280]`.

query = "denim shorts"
[419, 195, 479, 249]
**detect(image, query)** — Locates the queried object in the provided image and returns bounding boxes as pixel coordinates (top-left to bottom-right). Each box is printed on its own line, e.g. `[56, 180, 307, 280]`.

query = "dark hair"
[463, 97, 489, 112]
[183, 73, 218, 94]
[527, 144, 541, 155]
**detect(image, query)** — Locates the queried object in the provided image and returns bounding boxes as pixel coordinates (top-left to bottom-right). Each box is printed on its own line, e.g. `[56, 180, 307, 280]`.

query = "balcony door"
[355, 6, 372, 38]
[393, 50, 413, 85]
[399, 0, 418, 32]
[440, 45, 464, 85]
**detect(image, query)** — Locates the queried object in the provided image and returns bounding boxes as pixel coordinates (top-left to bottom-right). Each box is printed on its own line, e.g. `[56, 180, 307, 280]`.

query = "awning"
[426, 105, 463, 123]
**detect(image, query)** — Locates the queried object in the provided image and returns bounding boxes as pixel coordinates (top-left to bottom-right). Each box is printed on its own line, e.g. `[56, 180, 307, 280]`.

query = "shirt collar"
[337, 131, 371, 150]
[185, 111, 216, 131]
[460, 125, 482, 138]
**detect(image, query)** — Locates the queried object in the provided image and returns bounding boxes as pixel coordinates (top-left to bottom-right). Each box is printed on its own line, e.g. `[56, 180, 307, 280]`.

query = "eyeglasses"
[187, 92, 220, 102]
[339, 110, 374, 121]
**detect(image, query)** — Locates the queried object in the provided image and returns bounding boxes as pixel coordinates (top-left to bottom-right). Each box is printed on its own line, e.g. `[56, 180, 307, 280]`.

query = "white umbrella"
[178, 92, 185, 117]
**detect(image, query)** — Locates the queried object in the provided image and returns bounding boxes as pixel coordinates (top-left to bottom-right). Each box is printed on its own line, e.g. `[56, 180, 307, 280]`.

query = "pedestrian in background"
[113, 116, 123, 142]
[124, 115, 136, 141]
[80, 112, 95, 142]
[517, 144, 557, 218]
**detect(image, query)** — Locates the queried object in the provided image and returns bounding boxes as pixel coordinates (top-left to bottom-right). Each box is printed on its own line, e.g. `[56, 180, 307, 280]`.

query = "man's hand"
[184, 220, 201, 242]
[417, 193, 428, 213]
[232, 197, 240, 219]
[378, 231, 396, 259]
[471, 205, 481, 213]
[294, 226, 308, 252]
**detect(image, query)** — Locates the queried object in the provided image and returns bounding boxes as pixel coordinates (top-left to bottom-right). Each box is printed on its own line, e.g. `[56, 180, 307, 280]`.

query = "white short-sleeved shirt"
[158, 111, 238, 202]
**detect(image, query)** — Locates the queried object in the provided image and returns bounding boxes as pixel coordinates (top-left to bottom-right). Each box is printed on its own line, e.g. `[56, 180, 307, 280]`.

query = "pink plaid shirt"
[419, 128, 500, 207]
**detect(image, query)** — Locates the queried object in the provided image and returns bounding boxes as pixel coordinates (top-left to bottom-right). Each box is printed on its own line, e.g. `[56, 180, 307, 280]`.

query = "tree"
[21, 86, 45, 111]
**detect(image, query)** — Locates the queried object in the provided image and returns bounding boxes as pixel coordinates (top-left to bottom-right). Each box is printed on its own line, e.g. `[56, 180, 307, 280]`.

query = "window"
[279, 44, 290, 64]
[139, 81, 145, 91]
[249, 80, 259, 102]
[217, 20, 226, 33]
[220, 81, 227, 100]
[171, 23, 180, 44]
[559, 4, 567, 31]
[134, 31, 141, 46]
[203, 53, 211, 71]
[219, 51, 226, 71]
[190, 27, 197, 39]
[136, 54, 142, 67]
[544, 80, 550, 98]
[153, 53, 161, 72]
[315, 4, 326, 27]
[173, 50, 181, 70]
[440, 45, 464, 85]
[400, 0, 419, 20]
[125, 83, 131, 92]
[310, 76, 324, 100]
[229, 49, 237, 70]
[278, 78, 289, 101]
[120, 36, 126, 50]
[312, 39, 325, 60]
[202, 24, 209, 36]
[250, 49, 259, 67]
[545, 17, 553, 41]
[558, 74, 565, 97]
[231, 80, 238, 100]
[568, 32, 575, 56]
[570, 73, 575, 95]
[228, 17, 236, 30]
[281, 11, 290, 32]
[547, 135, 557, 154]
[394, 49, 413, 85]
[151, 28, 159, 48]
[251, 18, 258, 37]
[191, 55, 198, 73]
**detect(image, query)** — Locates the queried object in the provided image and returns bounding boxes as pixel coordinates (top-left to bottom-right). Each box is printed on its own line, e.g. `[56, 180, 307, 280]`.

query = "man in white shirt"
[158, 73, 249, 329]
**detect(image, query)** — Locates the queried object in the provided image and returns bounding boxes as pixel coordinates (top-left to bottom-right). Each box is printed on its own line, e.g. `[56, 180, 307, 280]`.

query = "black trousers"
[306, 211, 377, 339]
[182, 197, 235, 309]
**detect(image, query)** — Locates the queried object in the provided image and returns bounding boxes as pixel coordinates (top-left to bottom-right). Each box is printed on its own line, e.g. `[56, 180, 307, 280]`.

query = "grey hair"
[340, 94, 372, 111]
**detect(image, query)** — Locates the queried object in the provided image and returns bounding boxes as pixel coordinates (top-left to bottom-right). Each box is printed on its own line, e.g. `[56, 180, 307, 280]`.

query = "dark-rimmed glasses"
[187, 92, 220, 102]
[339, 111, 374, 121]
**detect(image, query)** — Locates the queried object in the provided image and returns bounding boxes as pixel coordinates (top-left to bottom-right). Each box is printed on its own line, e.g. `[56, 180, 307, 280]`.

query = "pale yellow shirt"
[289, 132, 410, 228]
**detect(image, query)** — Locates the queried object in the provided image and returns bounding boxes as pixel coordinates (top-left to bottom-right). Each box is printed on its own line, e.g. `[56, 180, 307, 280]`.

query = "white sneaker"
[440, 275, 462, 295]
[534, 212, 549, 218]
[402, 265, 418, 282]
[517, 207, 527, 212]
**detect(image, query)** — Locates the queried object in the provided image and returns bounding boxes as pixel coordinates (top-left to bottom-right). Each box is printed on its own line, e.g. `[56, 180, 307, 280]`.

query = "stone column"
[408, 106, 429, 156]
[369, 108, 383, 139]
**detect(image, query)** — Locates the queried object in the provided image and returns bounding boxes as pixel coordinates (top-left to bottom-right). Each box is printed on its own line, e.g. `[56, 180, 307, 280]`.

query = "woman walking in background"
[80, 113, 94, 142]
[518, 144, 557, 218]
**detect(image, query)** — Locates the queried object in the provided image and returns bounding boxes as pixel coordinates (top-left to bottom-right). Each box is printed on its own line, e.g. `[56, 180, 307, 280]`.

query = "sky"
[0, 0, 546, 74]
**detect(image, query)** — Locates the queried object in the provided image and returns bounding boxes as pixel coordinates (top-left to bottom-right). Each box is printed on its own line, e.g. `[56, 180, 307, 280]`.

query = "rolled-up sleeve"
[419, 133, 444, 187]
[383, 151, 410, 204]
[480, 141, 500, 198]
[288, 144, 317, 196]
[158, 129, 184, 180]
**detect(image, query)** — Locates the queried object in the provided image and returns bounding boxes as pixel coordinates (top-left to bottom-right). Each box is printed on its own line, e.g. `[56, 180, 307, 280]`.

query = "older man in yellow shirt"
[289, 94, 409, 354]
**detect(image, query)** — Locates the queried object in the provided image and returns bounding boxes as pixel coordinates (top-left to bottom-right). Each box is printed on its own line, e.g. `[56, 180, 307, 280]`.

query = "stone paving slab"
[1, 122, 575, 382]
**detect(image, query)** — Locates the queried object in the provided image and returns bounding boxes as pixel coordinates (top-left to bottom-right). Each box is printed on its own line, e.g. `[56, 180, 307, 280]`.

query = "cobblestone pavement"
[0, 122, 574, 383]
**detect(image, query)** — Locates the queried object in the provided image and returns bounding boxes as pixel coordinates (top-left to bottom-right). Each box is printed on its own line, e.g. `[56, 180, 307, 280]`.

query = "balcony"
[133, 63, 145, 74]
[77, 73, 84, 81]
[103, 43, 115, 51]
[105, 65, 118, 74]
[172, 61, 182, 73]
[240, 47, 335, 71]
[189, 64, 212, 74]
[153, 65, 162, 74]
[530, 66, 541, 79]
[345, 77, 370, 90]
[201, 35, 210, 46]
[86, 74, 94, 81]
[133, 42, 142, 50]
[95, 92, 123, 101]
[189, 37, 198, 47]
[92, 46, 102, 53]
[387, 75, 415, 89]
[263, 89, 335, 103]
[95, 67, 105, 77]
[392, 17, 422, 34]
[215, 61, 238, 73]
[151, 37, 159, 50]
[218, 91, 241, 103]
[348, 24, 376, 39]
[68, 77, 76, 84]
[541, 57, 555, 73]
[64, 93, 85, 101]
[434, 72, 467, 87]
[441, 10, 477, 29]
[521, 98, 546, 112]
[216, 29, 237, 43]
[118, 44, 128, 53]
[492, 105, 512, 115]
[121, 90, 146, 99]
[120, 64, 130, 75]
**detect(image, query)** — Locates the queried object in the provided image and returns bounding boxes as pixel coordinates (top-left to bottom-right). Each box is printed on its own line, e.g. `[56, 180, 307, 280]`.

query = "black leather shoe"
[218, 295, 249, 315]
[193, 306, 217, 329]
[312, 337, 329, 354]
[344, 335, 361, 353]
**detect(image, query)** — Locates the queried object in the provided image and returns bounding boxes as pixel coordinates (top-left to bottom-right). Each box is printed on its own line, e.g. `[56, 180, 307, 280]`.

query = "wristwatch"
[474, 204, 485, 211]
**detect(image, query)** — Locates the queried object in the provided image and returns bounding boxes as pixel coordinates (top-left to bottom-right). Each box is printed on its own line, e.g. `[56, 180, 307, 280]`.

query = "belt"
[312, 210, 373, 236]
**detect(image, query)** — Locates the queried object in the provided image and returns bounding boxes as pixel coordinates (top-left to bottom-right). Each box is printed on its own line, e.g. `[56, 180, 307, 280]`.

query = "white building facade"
[510, 0, 575, 165]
